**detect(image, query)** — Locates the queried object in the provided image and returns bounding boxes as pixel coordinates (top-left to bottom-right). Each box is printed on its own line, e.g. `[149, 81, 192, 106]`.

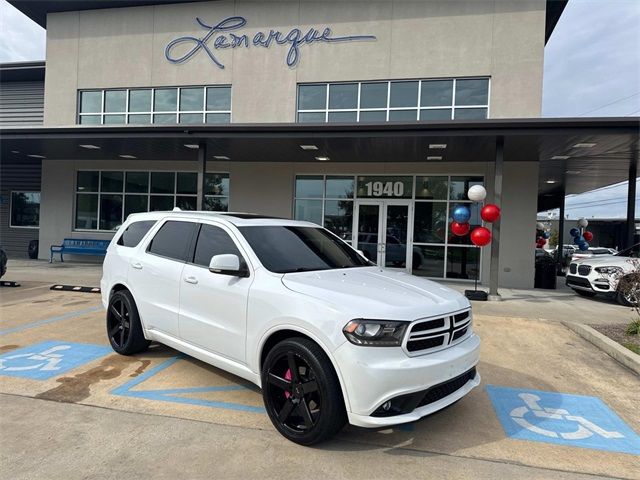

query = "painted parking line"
[0, 340, 112, 380]
[111, 356, 266, 413]
[486, 385, 640, 455]
[0, 306, 102, 336]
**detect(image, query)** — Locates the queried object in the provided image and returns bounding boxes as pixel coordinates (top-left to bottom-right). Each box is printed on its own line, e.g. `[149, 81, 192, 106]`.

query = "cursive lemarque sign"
[165, 16, 377, 69]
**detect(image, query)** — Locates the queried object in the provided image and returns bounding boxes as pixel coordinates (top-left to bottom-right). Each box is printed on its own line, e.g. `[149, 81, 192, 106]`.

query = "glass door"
[354, 200, 412, 270]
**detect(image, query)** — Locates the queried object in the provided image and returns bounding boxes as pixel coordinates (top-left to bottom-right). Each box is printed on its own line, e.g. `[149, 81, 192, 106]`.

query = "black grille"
[407, 335, 445, 352]
[453, 312, 469, 323]
[566, 276, 592, 288]
[452, 327, 468, 341]
[578, 265, 592, 276]
[570, 263, 577, 274]
[416, 367, 477, 408]
[411, 318, 445, 333]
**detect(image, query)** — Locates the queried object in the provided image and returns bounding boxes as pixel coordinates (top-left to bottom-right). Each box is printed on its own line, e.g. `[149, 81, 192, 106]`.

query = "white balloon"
[536, 222, 545, 231]
[467, 185, 487, 202]
[577, 218, 588, 228]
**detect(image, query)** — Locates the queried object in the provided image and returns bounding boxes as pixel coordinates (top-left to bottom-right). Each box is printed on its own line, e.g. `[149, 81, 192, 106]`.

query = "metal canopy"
[1, 117, 638, 210]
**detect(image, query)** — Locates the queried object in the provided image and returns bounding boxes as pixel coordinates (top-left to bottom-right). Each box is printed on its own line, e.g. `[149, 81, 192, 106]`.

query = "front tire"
[573, 289, 597, 298]
[617, 276, 640, 307]
[106, 290, 150, 355]
[261, 338, 346, 445]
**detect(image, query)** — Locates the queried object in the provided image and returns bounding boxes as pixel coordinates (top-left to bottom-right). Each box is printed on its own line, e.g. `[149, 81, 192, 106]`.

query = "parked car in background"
[566, 243, 639, 306]
[102, 211, 481, 445]
[0, 247, 7, 279]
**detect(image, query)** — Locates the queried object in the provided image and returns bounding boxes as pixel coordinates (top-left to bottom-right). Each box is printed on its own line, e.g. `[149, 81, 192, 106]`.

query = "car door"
[128, 219, 198, 338]
[179, 222, 253, 363]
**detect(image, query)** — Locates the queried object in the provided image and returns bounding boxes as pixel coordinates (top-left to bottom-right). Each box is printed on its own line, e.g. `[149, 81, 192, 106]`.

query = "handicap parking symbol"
[486, 385, 640, 455]
[0, 341, 112, 380]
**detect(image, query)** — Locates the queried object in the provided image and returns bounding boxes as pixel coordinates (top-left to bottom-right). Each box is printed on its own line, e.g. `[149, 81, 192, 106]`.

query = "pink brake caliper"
[284, 368, 292, 399]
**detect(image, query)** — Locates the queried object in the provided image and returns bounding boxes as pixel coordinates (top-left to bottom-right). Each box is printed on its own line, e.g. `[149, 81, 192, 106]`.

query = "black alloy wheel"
[262, 338, 346, 445]
[106, 290, 149, 355]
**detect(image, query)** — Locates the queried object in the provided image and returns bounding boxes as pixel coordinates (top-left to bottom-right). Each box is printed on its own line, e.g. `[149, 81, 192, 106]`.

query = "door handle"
[131, 262, 143, 270]
[184, 276, 198, 285]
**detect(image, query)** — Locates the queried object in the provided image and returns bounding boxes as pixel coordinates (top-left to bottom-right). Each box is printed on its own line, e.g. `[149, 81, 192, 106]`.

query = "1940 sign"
[165, 16, 377, 69]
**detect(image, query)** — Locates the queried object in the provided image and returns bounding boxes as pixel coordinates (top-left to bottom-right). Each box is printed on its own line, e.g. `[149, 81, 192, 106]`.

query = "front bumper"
[334, 334, 481, 428]
[566, 274, 615, 295]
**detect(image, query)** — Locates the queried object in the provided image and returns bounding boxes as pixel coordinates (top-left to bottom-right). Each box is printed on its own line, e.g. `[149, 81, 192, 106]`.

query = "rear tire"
[573, 289, 597, 298]
[261, 337, 346, 445]
[106, 290, 150, 355]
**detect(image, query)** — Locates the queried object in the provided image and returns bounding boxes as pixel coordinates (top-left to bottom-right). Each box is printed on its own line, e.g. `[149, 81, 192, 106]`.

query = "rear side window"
[147, 220, 198, 261]
[193, 224, 242, 267]
[117, 220, 156, 247]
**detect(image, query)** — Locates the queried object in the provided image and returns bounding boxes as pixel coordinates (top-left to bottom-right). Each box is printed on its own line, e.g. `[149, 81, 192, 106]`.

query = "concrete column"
[198, 142, 207, 211]
[489, 136, 504, 299]
[556, 189, 565, 271]
[626, 161, 637, 249]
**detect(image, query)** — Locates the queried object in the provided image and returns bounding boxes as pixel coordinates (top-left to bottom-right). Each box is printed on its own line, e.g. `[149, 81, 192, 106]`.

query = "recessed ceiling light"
[27, 154, 46, 159]
[427, 156, 443, 160]
[545, 180, 558, 184]
[429, 144, 447, 149]
[315, 156, 330, 161]
[551, 155, 570, 160]
[119, 154, 137, 159]
[11, 150, 19, 154]
[565, 170, 581, 174]
[572, 143, 596, 148]
[213, 155, 230, 160]
[79, 144, 100, 150]
[300, 145, 318, 151]
[184, 144, 200, 149]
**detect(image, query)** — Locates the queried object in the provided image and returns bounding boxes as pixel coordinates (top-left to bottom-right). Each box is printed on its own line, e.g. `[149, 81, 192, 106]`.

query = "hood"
[576, 255, 636, 269]
[281, 266, 469, 320]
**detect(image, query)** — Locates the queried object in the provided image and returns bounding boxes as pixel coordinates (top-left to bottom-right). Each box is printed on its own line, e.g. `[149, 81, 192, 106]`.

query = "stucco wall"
[43, 0, 545, 125]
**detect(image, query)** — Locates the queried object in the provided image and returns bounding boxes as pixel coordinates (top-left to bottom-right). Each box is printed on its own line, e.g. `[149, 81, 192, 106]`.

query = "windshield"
[239, 226, 372, 273]
[615, 243, 639, 258]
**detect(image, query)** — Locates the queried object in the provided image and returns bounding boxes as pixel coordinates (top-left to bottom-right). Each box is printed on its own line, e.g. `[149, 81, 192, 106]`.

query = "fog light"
[382, 401, 392, 411]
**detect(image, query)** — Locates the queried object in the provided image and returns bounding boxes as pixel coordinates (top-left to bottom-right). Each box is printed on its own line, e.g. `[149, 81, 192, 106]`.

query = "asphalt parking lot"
[0, 263, 639, 479]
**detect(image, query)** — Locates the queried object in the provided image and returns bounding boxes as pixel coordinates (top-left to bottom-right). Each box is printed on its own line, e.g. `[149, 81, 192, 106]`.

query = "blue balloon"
[452, 205, 471, 223]
[574, 235, 584, 244]
[579, 242, 589, 251]
[542, 231, 550, 239]
[569, 228, 580, 237]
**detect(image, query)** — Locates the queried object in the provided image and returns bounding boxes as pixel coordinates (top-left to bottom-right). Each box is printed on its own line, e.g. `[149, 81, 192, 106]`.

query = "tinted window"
[239, 226, 370, 273]
[117, 220, 157, 247]
[193, 224, 242, 267]
[147, 221, 197, 261]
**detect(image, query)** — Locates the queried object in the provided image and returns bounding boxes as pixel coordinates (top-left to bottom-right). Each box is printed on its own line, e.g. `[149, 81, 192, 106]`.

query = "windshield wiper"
[280, 267, 324, 273]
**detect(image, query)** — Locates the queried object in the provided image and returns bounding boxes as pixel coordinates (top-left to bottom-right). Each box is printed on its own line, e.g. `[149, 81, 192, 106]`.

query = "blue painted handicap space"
[486, 385, 640, 455]
[111, 356, 266, 413]
[0, 341, 112, 380]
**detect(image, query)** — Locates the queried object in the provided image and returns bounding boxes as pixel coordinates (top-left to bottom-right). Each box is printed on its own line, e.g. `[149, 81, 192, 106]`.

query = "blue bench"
[50, 238, 110, 263]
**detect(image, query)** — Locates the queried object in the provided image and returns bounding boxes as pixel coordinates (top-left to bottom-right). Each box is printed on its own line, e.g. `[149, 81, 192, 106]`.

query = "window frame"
[73, 170, 230, 232]
[296, 77, 491, 123]
[77, 85, 232, 125]
[9, 190, 41, 229]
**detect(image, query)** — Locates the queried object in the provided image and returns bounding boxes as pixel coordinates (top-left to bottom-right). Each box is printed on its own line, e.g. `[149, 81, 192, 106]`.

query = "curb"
[562, 321, 640, 376]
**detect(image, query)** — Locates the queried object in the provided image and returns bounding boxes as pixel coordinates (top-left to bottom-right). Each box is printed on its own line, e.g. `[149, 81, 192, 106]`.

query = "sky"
[0, 0, 638, 218]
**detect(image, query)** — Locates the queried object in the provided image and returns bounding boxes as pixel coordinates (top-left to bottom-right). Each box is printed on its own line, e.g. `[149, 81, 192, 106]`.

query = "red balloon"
[451, 221, 470, 236]
[470, 227, 492, 247]
[583, 231, 593, 242]
[481, 204, 501, 223]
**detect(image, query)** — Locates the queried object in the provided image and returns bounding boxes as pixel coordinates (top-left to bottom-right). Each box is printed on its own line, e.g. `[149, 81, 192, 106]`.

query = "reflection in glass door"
[354, 201, 411, 270]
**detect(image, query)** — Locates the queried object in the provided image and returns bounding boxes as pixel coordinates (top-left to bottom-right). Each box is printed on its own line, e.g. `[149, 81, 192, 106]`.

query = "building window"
[77, 86, 231, 125]
[293, 174, 484, 280]
[10, 191, 40, 228]
[75, 171, 229, 231]
[296, 78, 489, 123]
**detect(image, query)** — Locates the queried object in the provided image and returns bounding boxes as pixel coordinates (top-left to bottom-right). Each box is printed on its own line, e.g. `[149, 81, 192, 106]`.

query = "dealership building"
[1, 0, 638, 292]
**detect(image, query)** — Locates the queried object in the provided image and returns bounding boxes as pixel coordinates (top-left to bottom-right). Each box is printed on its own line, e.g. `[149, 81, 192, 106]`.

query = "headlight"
[595, 266, 623, 274]
[342, 319, 408, 346]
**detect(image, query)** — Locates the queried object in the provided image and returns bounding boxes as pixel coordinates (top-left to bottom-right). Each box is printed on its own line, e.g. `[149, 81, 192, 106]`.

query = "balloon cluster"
[450, 185, 501, 247]
[535, 222, 550, 248]
[571, 218, 592, 251]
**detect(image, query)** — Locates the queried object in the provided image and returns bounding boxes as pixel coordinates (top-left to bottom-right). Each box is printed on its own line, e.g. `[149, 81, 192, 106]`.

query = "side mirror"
[209, 254, 246, 277]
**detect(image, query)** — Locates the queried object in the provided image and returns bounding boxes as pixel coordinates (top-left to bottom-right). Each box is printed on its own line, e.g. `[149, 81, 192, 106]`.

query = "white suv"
[101, 211, 480, 444]
[566, 243, 639, 306]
